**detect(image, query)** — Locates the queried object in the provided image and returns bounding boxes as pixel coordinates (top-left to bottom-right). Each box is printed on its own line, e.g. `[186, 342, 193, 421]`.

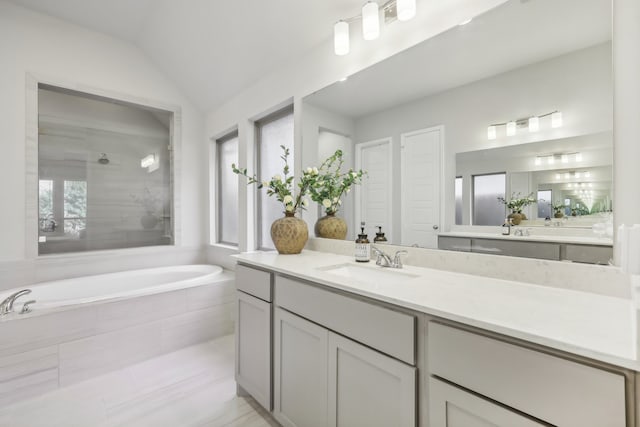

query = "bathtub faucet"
[0, 289, 32, 316]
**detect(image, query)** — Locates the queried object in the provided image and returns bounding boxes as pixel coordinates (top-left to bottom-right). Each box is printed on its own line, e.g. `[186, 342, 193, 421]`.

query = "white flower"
[332, 197, 338, 203]
[285, 204, 294, 212]
[306, 167, 313, 174]
[273, 174, 282, 182]
[262, 180, 269, 187]
[338, 200, 342, 205]
[346, 188, 351, 194]
[318, 180, 324, 186]
[350, 171, 357, 178]
[312, 167, 319, 175]
[322, 199, 332, 208]
[283, 195, 293, 204]
[302, 198, 309, 207]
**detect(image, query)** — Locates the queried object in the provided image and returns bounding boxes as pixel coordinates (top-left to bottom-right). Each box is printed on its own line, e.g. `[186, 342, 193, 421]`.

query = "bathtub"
[0, 264, 235, 407]
[0, 264, 225, 312]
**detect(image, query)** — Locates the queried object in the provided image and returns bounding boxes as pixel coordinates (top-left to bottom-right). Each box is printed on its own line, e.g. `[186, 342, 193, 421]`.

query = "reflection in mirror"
[302, 0, 611, 249]
[38, 85, 173, 254]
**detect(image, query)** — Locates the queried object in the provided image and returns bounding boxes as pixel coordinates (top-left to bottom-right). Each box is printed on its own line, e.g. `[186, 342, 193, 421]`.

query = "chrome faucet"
[0, 289, 32, 316]
[371, 246, 408, 268]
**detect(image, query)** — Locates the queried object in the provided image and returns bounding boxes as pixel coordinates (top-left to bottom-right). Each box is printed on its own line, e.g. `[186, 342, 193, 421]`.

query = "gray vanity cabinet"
[429, 378, 545, 427]
[274, 275, 417, 427]
[273, 307, 328, 427]
[235, 264, 273, 411]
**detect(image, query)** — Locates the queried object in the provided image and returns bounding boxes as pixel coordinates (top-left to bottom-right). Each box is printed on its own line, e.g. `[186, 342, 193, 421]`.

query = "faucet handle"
[20, 300, 36, 314]
[393, 250, 408, 268]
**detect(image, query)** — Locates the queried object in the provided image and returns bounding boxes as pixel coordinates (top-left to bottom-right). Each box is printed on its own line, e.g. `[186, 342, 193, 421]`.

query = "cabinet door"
[274, 308, 328, 427]
[235, 291, 271, 410]
[429, 378, 546, 427]
[328, 332, 416, 427]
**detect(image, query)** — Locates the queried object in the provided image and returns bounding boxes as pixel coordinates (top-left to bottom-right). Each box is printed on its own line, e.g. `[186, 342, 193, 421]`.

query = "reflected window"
[216, 131, 239, 246]
[537, 189, 552, 218]
[38, 84, 173, 254]
[472, 173, 506, 226]
[256, 107, 294, 250]
[455, 177, 463, 225]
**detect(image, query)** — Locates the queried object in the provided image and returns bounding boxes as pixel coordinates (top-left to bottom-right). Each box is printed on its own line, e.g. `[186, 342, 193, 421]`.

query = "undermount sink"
[318, 263, 419, 284]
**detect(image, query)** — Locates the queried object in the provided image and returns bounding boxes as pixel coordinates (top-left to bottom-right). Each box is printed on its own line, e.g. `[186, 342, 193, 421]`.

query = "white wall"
[0, 2, 206, 284]
[353, 43, 612, 238]
[206, 0, 509, 259]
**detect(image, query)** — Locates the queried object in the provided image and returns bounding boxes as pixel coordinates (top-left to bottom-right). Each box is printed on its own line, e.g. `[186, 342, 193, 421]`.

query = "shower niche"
[37, 84, 174, 254]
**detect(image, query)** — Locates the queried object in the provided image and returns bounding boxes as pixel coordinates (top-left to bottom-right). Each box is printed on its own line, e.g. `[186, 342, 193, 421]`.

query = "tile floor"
[0, 335, 279, 427]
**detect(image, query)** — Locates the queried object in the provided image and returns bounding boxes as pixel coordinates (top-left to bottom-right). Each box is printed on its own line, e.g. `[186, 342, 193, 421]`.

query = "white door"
[401, 127, 442, 248]
[328, 332, 416, 427]
[355, 138, 392, 240]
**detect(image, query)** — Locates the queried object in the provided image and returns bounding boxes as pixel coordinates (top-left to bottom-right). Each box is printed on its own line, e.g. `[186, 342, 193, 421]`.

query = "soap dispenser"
[355, 222, 371, 262]
[501, 217, 511, 235]
[373, 226, 388, 244]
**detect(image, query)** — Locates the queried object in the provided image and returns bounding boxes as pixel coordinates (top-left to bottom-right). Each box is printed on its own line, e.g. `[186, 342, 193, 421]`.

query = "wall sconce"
[334, 0, 417, 56]
[487, 110, 562, 140]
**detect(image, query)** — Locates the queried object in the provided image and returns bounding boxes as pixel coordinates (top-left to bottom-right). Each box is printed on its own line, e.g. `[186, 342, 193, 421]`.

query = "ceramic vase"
[271, 212, 308, 254]
[314, 213, 347, 240]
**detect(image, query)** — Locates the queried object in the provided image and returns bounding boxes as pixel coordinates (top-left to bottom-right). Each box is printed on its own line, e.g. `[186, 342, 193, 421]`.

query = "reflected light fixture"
[486, 110, 562, 139]
[334, 0, 417, 55]
[487, 125, 497, 140]
[575, 152, 583, 162]
[334, 20, 350, 55]
[561, 154, 569, 163]
[396, 0, 416, 21]
[551, 111, 563, 128]
[140, 154, 156, 168]
[362, 1, 380, 40]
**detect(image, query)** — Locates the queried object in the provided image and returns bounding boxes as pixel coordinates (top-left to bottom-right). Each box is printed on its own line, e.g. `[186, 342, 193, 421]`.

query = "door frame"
[355, 137, 393, 242]
[400, 125, 445, 247]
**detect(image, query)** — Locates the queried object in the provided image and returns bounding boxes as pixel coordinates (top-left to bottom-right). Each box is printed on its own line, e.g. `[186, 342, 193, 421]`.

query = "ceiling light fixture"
[486, 110, 562, 139]
[334, 0, 417, 55]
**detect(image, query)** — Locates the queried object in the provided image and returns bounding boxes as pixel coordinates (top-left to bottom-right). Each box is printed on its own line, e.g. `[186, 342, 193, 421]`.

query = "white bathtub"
[0, 264, 224, 312]
[0, 264, 235, 407]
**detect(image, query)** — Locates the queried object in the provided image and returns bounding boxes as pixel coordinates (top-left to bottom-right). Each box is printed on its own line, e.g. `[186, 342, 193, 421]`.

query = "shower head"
[98, 153, 109, 165]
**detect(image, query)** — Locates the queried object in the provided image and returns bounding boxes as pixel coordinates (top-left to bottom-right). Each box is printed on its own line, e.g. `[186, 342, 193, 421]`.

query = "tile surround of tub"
[306, 238, 631, 298]
[0, 278, 235, 407]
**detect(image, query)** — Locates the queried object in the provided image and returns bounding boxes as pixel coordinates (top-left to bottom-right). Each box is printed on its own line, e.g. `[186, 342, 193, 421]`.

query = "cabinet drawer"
[276, 275, 415, 365]
[236, 264, 272, 302]
[428, 322, 626, 427]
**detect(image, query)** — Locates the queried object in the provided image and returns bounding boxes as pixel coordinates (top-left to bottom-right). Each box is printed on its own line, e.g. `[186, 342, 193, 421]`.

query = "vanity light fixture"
[575, 152, 583, 162]
[486, 110, 562, 139]
[334, 0, 417, 55]
[396, 0, 416, 21]
[362, 1, 380, 40]
[334, 21, 350, 55]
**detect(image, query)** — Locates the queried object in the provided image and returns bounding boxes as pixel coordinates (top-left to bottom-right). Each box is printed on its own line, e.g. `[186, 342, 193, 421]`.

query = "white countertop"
[234, 250, 637, 370]
[439, 231, 613, 246]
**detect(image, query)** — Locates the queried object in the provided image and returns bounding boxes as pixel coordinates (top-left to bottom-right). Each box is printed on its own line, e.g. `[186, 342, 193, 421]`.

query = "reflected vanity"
[301, 0, 613, 264]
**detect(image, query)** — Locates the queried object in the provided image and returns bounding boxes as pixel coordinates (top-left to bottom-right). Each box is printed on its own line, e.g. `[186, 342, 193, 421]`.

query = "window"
[454, 177, 463, 225]
[216, 132, 239, 246]
[256, 107, 294, 250]
[472, 173, 506, 226]
[38, 84, 173, 254]
[537, 189, 552, 218]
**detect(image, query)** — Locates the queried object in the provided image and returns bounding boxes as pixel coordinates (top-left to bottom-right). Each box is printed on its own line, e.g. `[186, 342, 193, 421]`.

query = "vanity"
[234, 250, 637, 427]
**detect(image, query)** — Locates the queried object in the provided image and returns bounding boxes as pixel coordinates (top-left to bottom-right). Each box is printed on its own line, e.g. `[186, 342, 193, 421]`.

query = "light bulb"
[551, 111, 563, 128]
[396, 0, 416, 21]
[334, 21, 349, 56]
[584, 171, 591, 178]
[561, 154, 568, 163]
[487, 125, 496, 140]
[362, 2, 380, 40]
[506, 121, 516, 136]
[575, 152, 583, 162]
[575, 172, 581, 179]
[564, 173, 570, 179]
[528, 117, 539, 132]
[547, 156, 555, 165]
[535, 157, 541, 166]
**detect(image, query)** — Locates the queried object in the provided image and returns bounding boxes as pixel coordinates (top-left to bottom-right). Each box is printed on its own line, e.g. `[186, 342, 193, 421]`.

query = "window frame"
[471, 172, 506, 226]
[215, 130, 239, 247]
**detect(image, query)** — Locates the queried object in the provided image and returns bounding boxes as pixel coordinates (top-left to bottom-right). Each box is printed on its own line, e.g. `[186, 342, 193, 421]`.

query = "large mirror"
[302, 0, 612, 248]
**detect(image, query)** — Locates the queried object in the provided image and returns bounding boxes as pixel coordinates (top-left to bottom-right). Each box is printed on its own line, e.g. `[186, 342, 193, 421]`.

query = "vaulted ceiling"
[8, 0, 366, 111]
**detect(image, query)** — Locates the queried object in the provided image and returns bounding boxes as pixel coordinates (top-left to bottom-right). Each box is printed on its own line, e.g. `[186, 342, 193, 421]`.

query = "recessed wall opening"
[37, 84, 174, 255]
